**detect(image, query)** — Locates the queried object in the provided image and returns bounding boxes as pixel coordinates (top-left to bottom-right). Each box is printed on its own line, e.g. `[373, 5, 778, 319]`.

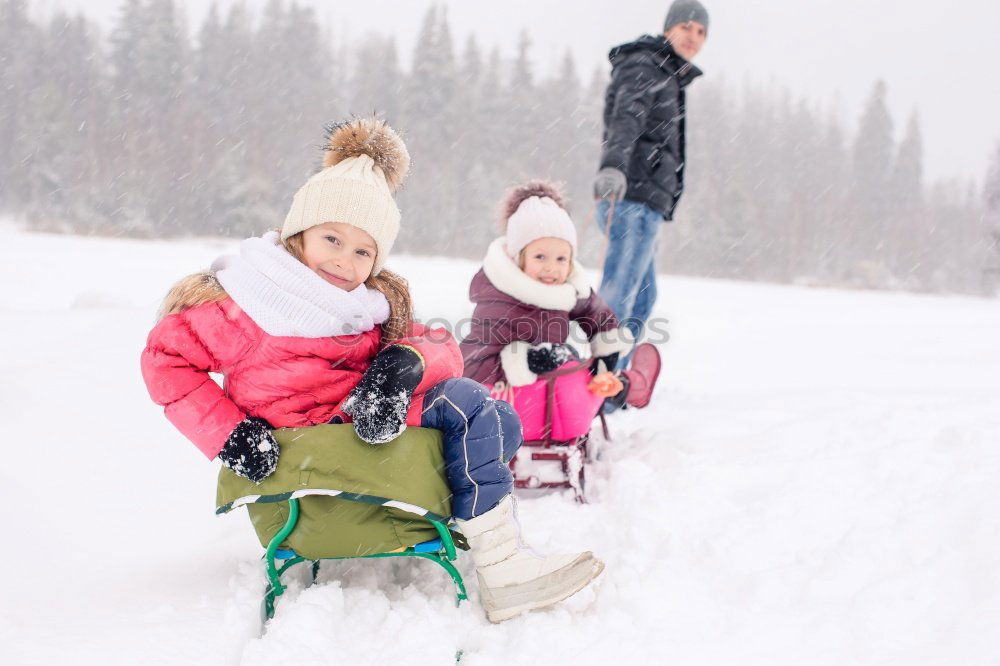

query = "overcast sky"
[33, 0, 1000, 183]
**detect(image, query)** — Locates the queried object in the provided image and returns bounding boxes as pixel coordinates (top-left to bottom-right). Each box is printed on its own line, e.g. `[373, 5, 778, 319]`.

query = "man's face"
[664, 20, 707, 61]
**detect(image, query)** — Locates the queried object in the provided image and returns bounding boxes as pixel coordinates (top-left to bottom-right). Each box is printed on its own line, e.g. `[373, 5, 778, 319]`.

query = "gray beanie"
[664, 0, 709, 32]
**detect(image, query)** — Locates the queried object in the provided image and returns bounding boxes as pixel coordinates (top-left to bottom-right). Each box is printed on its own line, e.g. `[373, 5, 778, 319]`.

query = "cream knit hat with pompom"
[281, 118, 410, 276]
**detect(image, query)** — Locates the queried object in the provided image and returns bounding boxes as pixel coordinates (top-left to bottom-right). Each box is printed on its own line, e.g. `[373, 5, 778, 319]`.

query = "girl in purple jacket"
[460, 181, 661, 437]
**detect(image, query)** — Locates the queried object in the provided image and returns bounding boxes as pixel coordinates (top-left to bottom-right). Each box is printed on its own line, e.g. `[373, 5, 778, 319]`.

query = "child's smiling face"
[301, 222, 377, 291]
[519, 237, 573, 286]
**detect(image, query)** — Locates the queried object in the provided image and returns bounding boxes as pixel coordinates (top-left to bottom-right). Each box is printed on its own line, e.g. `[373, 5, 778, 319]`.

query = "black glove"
[603, 373, 631, 412]
[593, 167, 627, 200]
[342, 345, 424, 444]
[590, 352, 620, 376]
[526, 343, 574, 375]
[218, 417, 280, 484]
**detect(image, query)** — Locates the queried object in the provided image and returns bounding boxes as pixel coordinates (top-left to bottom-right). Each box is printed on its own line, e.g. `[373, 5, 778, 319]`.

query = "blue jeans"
[420, 378, 522, 520]
[595, 198, 662, 365]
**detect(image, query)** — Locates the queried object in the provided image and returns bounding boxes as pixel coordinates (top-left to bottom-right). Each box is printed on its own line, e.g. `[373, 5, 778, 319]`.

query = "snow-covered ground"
[2, 224, 998, 665]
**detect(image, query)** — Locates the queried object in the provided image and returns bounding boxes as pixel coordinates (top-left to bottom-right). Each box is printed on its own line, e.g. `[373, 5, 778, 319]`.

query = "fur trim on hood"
[481, 237, 591, 311]
[158, 272, 227, 320]
[499, 340, 540, 387]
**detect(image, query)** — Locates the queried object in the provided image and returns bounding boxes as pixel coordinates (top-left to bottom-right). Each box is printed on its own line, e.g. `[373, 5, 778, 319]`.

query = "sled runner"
[505, 362, 610, 503]
[215, 423, 468, 621]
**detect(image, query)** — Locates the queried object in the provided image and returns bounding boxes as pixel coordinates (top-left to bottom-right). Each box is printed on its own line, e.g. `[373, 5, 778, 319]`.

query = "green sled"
[215, 424, 468, 619]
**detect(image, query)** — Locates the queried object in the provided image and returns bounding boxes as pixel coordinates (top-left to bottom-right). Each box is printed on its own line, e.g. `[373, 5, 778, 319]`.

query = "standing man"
[593, 0, 708, 352]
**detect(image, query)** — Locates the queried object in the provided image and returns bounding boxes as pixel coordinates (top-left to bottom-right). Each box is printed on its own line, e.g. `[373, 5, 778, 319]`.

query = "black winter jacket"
[599, 35, 703, 220]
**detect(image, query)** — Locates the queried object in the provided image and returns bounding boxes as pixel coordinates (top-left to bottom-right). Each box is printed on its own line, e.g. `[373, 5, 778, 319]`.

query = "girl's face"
[301, 222, 377, 291]
[519, 237, 573, 285]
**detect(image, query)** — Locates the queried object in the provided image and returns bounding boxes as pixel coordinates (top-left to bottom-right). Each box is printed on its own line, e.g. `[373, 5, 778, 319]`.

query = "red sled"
[506, 363, 611, 503]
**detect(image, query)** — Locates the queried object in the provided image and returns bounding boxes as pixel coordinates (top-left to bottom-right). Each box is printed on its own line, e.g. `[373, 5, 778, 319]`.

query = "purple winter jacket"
[460, 238, 634, 387]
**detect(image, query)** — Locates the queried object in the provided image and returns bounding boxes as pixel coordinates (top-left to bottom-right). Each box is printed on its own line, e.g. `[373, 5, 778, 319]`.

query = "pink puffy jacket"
[140, 297, 464, 459]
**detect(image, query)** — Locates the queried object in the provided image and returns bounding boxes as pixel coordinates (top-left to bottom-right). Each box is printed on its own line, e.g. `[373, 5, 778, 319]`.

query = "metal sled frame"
[262, 497, 468, 620]
[511, 365, 610, 503]
[514, 436, 591, 501]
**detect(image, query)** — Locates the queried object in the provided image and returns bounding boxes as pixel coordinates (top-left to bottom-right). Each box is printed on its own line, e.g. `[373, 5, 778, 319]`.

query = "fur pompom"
[499, 180, 566, 230]
[323, 118, 410, 192]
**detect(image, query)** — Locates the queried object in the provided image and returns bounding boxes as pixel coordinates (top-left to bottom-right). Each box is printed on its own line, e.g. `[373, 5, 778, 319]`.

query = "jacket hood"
[608, 34, 703, 86]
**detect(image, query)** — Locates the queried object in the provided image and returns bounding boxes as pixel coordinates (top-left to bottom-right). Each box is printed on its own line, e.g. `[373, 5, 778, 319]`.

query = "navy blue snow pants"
[420, 378, 522, 519]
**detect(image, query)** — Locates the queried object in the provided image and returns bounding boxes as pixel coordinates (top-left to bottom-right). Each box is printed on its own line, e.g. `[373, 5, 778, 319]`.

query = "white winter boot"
[456, 495, 604, 623]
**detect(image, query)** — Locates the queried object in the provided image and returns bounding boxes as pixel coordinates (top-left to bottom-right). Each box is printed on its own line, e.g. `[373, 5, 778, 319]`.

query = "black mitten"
[342, 345, 424, 444]
[218, 417, 280, 484]
[526, 343, 574, 375]
[590, 352, 620, 376]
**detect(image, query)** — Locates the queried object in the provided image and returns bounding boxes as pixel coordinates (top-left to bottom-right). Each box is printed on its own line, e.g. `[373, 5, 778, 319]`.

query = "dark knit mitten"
[218, 417, 280, 484]
[343, 345, 424, 444]
[526, 343, 574, 375]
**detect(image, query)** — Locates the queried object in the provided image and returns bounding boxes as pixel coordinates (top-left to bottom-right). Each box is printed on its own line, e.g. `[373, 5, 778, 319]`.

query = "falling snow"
[2, 227, 997, 664]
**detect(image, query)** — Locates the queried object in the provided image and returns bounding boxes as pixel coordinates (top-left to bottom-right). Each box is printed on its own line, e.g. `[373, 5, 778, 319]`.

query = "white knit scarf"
[213, 231, 390, 338]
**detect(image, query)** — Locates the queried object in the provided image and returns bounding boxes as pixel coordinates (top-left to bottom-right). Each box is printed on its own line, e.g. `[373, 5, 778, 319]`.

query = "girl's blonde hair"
[158, 231, 414, 345]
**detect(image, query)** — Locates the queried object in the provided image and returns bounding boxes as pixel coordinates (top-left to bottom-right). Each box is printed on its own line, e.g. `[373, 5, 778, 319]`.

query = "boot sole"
[482, 553, 605, 623]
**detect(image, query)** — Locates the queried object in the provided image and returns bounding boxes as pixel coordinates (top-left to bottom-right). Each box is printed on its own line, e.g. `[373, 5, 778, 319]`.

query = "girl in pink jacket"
[140, 119, 602, 623]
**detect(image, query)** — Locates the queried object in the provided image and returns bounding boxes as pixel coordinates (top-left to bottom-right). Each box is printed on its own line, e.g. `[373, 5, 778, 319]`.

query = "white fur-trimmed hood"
[481, 237, 591, 311]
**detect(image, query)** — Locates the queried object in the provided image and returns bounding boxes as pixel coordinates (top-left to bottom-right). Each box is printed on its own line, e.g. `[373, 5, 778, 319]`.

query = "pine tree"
[106, 0, 146, 230]
[0, 5, 992, 296]
[108, 0, 192, 235]
[231, 0, 337, 236]
[0, 0, 43, 212]
[24, 13, 108, 232]
[888, 111, 924, 282]
[781, 97, 823, 282]
[398, 4, 458, 254]
[727, 82, 776, 280]
[194, 4, 226, 120]
[850, 80, 895, 279]
[476, 46, 509, 239]
[539, 51, 582, 187]
[813, 109, 849, 281]
[984, 142, 1000, 218]
[452, 34, 495, 255]
[577, 65, 608, 266]
[890, 112, 924, 209]
[505, 30, 539, 178]
[188, 3, 226, 227]
[958, 180, 989, 294]
[984, 142, 1000, 293]
[349, 34, 401, 122]
[396, 4, 439, 254]
[195, 4, 266, 236]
